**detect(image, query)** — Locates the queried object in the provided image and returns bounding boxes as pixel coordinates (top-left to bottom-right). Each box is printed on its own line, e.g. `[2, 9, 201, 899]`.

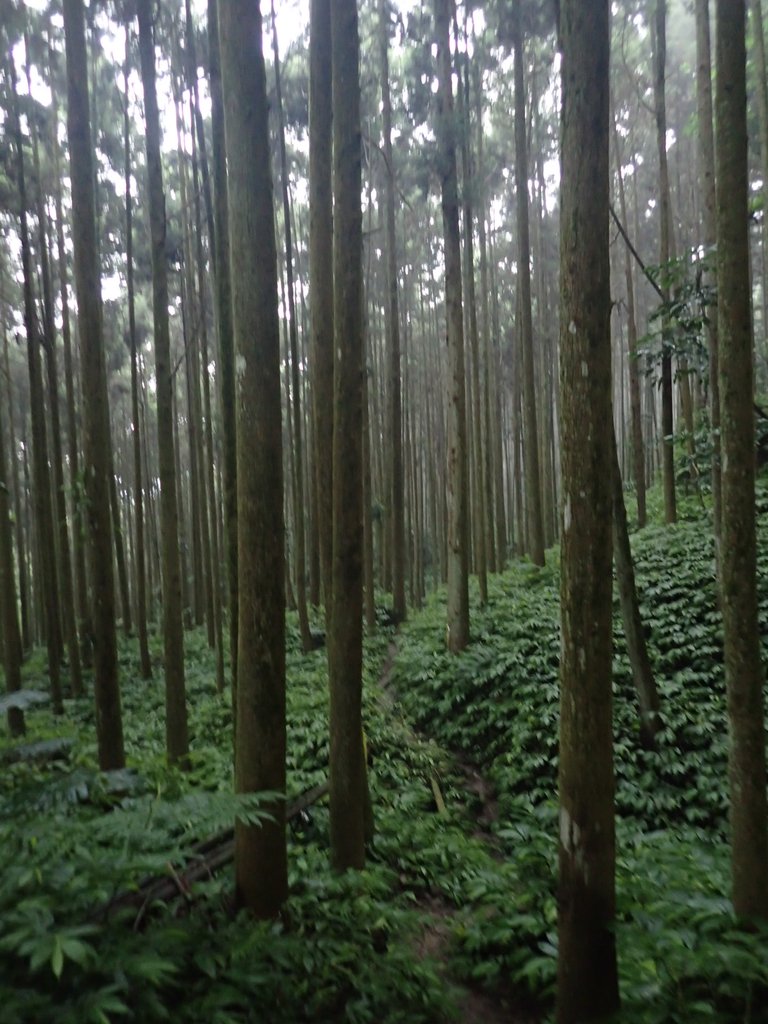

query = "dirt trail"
[378, 638, 541, 1024]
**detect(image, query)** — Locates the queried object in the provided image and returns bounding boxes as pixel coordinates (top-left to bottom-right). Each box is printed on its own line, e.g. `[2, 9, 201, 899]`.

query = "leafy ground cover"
[4, 484, 768, 1022]
[392, 483, 768, 1023]
[1, 617, 535, 1023]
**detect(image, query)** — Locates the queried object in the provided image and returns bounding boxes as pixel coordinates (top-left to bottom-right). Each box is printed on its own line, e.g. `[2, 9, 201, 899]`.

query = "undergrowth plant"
[390, 476, 768, 1022]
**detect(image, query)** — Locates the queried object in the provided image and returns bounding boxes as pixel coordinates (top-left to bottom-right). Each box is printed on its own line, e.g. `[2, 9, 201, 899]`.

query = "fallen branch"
[103, 779, 330, 925]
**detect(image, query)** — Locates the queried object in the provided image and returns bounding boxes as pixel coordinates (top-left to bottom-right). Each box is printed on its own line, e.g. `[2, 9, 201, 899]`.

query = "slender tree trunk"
[192, 151, 226, 693]
[137, 0, 189, 765]
[557, 1, 620, 1018]
[3, 328, 30, 653]
[0, 260, 24, 737]
[654, 0, 677, 524]
[379, 0, 407, 623]
[124, 30, 152, 680]
[10, 55, 64, 717]
[26, 75, 83, 699]
[513, 0, 545, 566]
[63, 0, 125, 769]
[271, 1, 313, 653]
[610, 425, 661, 748]
[109, 455, 133, 634]
[613, 128, 647, 528]
[327, 0, 369, 870]
[457, 56, 488, 604]
[52, 85, 91, 667]
[310, 0, 334, 620]
[219, 0, 287, 917]
[716, 0, 768, 921]
[435, 0, 469, 653]
[208, 0, 238, 693]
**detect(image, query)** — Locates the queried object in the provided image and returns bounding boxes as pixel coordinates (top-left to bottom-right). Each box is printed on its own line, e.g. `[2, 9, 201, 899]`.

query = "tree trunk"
[457, 54, 488, 605]
[208, 0, 238, 695]
[0, 259, 24, 738]
[26, 74, 83, 699]
[654, 0, 677, 524]
[716, 0, 768, 921]
[434, 0, 469, 653]
[219, 0, 287, 917]
[137, 0, 189, 766]
[52, 84, 92, 668]
[124, 30, 152, 681]
[310, 0, 334, 620]
[62, 0, 125, 769]
[613, 127, 647, 528]
[10, 54, 64, 717]
[379, 0, 407, 623]
[513, 0, 545, 566]
[557, 1, 620, 1018]
[327, 0, 369, 871]
[3, 328, 30, 653]
[271, 1, 313, 654]
[610, 426, 661, 748]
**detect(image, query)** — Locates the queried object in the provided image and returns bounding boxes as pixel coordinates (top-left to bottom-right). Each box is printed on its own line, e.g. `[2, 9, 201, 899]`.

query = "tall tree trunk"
[208, 0, 238, 694]
[379, 0, 407, 623]
[62, 0, 125, 769]
[124, 29, 152, 680]
[271, 0, 313, 653]
[328, 0, 369, 871]
[10, 54, 64, 717]
[716, 0, 768, 921]
[137, 0, 189, 765]
[654, 0, 677, 524]
[219, 0, 287, 917]
[25, 66, 83, 699]
[613, 128, 647, 528]
[52, 84, 92, 668]
[457, 54, 488, 605]
[3, 326, 30, 653]
[513, 0, 545, 566]
[0, 259, 24, 738]
[557, 1, 620, 1019]
[435, 0, 469, 653]
[192, 144, 226, 693]
[310, 0, 334, 618]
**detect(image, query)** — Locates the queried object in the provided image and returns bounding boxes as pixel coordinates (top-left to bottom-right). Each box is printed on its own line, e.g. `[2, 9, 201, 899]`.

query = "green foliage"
[0, 620, 461, 1023]
[390, 478, 768, 1021]
[6, 482, 768, 1021]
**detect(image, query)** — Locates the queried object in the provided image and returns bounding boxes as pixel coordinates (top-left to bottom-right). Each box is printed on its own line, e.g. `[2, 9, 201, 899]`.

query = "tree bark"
[219, 0, 287, 917]
[310, 0, 334, 619]
[0, 256, 24, 738]
[327, 0, 369, 871]
[613, 126, 646, 528]
[271, 0, 313, 653]
[557, 0, 620, 1018]
[653, 0, 677, 524]
[124, 29, 152, 681]
[716, 0, 768, 921]
[62, 0, 125, 769]
[208, 0, 238, 695]
[137, 0, 189, 765]
[434, 0, 469, 653]
[10, 53, 64, 718]
[513, 0, 545, 566]
[379, 0, 407, 623]
[610, 426, 661, 748]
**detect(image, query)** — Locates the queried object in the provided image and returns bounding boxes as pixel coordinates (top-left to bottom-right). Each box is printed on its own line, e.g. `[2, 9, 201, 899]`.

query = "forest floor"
[4, 486, 768, 1022]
